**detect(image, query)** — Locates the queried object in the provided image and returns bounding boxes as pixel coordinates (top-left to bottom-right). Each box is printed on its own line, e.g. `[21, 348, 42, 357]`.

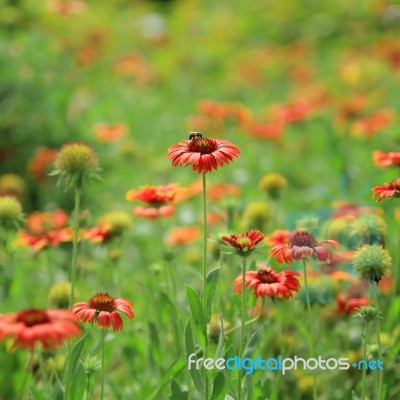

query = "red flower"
[222, 230, 264, 255]
[373, 150, 400, 168]
[372, 178, 400, 202]
[350, 109, 394, 138]
[29, 147, 57, 184]
[16, 210, 72, 251]
[233, 264, 300, 299]
[126, 184, 177, 219]
[167, 136, 240, 174]
[0, 308, 80, 350]
[93, 123, 128, 143]
[269, 230, 339, 263]
[83, 223, 112, 243]
[336, 294, 368, 315]
[72, 292, 134, 332]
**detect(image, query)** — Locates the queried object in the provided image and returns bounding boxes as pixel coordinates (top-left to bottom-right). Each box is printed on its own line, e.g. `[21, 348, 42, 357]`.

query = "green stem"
[374, 283, 383, 400]
[302, 258, 317, 400]
[18, 350, 34, 400]
[69, 184, 81, 308]
[238, 256, 247, 400]
[85, 374, 92, 400]
[362, 321, 370, 400]
[101, 329, 105, 400]
[202, 173, 209, 400]
[225, 298, 264, 335]
[64, 184, 82, 400]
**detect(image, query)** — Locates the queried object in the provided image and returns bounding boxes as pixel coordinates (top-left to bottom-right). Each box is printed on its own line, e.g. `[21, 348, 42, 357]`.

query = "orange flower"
[17, 210, 72, 251]
[93, 123, 128, 143]
[222, 230, 264, 256]
[83, 222, 112, 243]
[372, 178, 400, 202]
[46, 0, 86, 15]
[113, 53, 154, 84]
[0, 308, 80, 350]
[207, 182, 241, 202]
[335, 94, 366, 124]
[174, 180, 202, 203]
[265, 229, 289, 246]
[269, 101, 313, 124]
[373, 150, 400, 168]
[270, 231, 339, 263]
[167, 136, 240, 174]
[242, 121, 284, 140]
[29, 148, 57, 184]
[126, 184, 177, 220]
[350, 109, 394, 138]
[233, 264, 300, 299]
[72, 292, 134, 332]
[166, 226, 200, 246]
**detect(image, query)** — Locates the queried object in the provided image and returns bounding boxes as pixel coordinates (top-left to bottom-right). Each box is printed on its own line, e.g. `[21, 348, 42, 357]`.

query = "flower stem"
[69, 184, 81, 309]
[238, 256, 248, 400]
[362, 321, 370, 400]
[302, 258, 317, 400]
[374, 283, 383, 400]
[18, 350, 34, 400]
[202, 173, 209, 400]
[101, 329, 105, 400]
[64, 184, 82, 400]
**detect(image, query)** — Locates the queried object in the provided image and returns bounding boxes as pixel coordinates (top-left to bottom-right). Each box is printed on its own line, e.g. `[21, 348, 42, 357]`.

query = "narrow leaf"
[169, 378, 189, 400]
[184, 318, 205, 396]
[205, 268, 220, 320]
[185, 286, 207, 347]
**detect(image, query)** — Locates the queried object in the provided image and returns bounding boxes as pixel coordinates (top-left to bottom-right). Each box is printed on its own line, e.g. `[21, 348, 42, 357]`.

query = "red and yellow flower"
[372, 178, 400, 202]
[0, 308, 80, 350]
[167, 136, 240, 174]
[233, 264, 300, 299]
[72, 292, 134, 332]
[269, 230, 339, 263]
[222, 230, 264, 256]
[373, 150, 400, 168]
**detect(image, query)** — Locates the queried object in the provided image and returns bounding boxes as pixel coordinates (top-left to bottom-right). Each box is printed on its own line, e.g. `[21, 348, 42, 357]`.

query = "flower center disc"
[88, 292, 116, 312]
[187, 138, 218, 154]
[16, 309, 51, 326]
[258, 269, 277, 284]
[289, 231, 318, 248]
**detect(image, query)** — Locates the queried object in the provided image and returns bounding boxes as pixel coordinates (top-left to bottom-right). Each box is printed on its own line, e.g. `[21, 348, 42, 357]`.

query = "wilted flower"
[241, 201, 271, 231]
[167, 135, 240, 174]
[372, 178, 400, 202]
[221, 230, 264, 256]
[207, 313, 231, 342]
[0, 308, 80, 350]
[352, 244, 392, 283]
[52, 142, 100, 188]
[355, 306, 382, 323]
[270, 230, 339, 263]
[259, 173, 288, 199]
[0, 196, 24, 232]
[233, 264, 300, 299]
[48, 282, 76, 309]
[72, 292, 134, 332]
[0, 174, 25, 199]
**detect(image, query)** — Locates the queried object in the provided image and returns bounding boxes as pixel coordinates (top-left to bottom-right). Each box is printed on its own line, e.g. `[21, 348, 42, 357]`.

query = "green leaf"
[205, 268, 220, 321]
[184, 318, 205, 396]
[185, 285, 207, 347]
[169, 378, 189, 400]
[211, 372, 226, 400]
[351, 391, 361, 400]
[242, 328, 262, 360]
[147, 357, 187, 400]
[246, 373, 253, 400]
[27, 385, 46, 400]
[214, 312, 225, 359]
[70, 332, 87, 383]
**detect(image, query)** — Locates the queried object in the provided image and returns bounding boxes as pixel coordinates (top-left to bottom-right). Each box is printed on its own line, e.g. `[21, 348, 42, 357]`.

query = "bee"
[188, 132, 203, 140]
